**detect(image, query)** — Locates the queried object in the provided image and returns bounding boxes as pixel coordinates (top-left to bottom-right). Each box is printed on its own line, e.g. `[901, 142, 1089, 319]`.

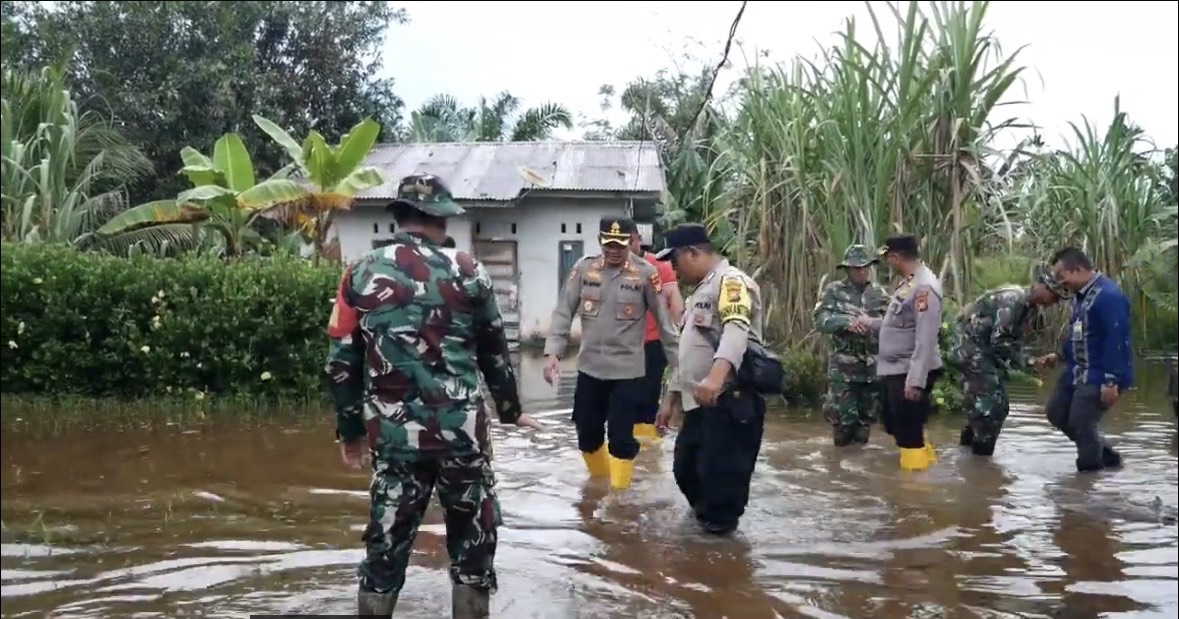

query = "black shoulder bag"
[695, 326, 786, 396]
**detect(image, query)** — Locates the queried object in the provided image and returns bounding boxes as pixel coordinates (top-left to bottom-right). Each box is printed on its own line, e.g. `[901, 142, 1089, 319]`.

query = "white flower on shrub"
[194, 391, 206, 401]
[17, 321, 25, 335]
[7, 340, 16, 349]
[151, 315, 162, 330]
[260, 371, 273, 381]
[179, 351, 190, 358]
[32, 277, 42, 285]
[140, 345, 151, 354]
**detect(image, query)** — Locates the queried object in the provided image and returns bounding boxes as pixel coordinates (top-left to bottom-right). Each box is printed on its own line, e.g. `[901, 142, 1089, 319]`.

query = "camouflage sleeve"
[990, 303, 1028, 370]
[543, 258, 585, 357]
[468, 257, 523, 424]
[812, 282, 852, 334]
[324, 264, 366, 443]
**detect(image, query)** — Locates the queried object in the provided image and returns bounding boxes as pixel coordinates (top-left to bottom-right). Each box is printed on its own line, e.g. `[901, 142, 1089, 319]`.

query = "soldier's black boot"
[959, 425, 974, 447]
[970, 438, 996, 457]
[1101, 446, 1123, 468]
[357, 586, 398, 617]
[852, 424, 871, 444]
[832, 426, 855, 447]
[452, 584, 490, 619]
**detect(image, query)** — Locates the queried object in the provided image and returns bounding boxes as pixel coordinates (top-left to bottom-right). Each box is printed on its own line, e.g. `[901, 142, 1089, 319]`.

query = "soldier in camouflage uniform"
[953, 265, 1071, 457]
[325, 173, 542, 618]
[812, 244, 890, 446]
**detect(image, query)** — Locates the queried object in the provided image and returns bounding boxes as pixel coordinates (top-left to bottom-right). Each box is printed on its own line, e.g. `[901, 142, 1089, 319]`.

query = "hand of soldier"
[542, 355, 560, 386]
[514, 413, 545, 430]
[847, 318, 866, 334]
[1042, 353, 1057, 368]
[903, 385, 922, 401]
[339, 439, 368, 471]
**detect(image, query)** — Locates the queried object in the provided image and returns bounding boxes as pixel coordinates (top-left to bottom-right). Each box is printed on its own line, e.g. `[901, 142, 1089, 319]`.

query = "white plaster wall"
[473, 200, 627, 342]
[334, 199, 632, 342]
[335, 208, 474, 261]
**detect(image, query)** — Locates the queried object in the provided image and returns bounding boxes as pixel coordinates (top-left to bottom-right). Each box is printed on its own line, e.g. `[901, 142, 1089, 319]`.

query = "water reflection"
[1, 360, 1176, 618]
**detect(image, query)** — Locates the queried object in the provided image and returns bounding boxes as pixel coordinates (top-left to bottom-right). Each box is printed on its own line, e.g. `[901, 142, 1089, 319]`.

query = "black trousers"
[672, 392, 765, 534]
[880, 369, 943, 449]
[1044, 379, 1119, 472]
[638, 340, 668, 425]
[571, 372, 643, 460]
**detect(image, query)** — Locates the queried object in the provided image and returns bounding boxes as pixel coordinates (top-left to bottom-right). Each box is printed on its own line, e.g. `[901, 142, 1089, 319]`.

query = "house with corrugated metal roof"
[333, 140, 666, 347]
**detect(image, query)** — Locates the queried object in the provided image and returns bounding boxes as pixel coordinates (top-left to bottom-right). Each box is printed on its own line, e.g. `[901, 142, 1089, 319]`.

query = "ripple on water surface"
[2, 361, 1177, 618]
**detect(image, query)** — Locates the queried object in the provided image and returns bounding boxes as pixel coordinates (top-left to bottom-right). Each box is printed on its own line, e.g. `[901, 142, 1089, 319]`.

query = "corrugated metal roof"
[356, 141, 666, 202]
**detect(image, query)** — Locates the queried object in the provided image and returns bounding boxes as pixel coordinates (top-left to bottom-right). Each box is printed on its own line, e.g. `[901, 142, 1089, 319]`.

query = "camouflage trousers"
[358, 454, 502, 597]
[961, 366, 1009, 450]
[822, 371, 881, 444]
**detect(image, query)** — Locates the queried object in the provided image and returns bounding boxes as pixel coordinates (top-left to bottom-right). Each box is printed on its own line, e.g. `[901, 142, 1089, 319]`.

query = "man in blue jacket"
[1045, 247, 1133, 472]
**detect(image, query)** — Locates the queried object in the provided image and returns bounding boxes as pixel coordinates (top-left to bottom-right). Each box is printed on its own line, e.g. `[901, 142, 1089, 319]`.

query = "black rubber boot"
[1101, 446, 1123, 468]
[358, 587, 398, 617]
[1076, 457, 1104, 473]
[959, 425, 974, 447]
[452, 584, 490, 619]
[832, 426, 855, 447]
[970, 438, 996, 457]
[852, 425, 871, 444]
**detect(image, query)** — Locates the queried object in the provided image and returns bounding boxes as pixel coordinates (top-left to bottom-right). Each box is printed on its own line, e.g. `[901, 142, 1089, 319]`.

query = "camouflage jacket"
[955, 286, 1038, 372]
[812, 277, 889, 381]
[324, 231, 522, 462]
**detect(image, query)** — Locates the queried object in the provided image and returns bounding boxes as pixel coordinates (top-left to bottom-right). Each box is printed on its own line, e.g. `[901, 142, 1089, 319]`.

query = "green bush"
[1, 242, 341, 401]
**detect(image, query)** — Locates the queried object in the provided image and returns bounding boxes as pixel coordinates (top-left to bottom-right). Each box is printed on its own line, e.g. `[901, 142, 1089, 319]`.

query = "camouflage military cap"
[391, 173, 465, 217]
[838, 244, 877, 268]
[1032, 263, 1072, 299]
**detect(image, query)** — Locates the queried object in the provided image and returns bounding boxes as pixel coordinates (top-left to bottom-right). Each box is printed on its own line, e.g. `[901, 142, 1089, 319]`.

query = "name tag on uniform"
[1072, 321, 1083, 337]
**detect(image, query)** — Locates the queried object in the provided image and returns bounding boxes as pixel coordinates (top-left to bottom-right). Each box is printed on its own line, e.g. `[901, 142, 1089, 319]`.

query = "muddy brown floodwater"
[2, 355, 1177, 619]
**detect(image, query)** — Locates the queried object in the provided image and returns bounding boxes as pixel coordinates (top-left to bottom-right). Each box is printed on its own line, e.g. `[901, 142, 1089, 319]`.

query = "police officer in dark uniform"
[654, 223, 766, 535]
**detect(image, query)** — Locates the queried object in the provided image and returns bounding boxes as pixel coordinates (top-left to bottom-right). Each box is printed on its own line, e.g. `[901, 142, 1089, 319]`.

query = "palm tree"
[408, 91, 573, 142]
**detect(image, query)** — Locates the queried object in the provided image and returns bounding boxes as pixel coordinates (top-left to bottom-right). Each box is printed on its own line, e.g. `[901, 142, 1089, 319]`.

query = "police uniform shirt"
[668, 260, 764, 411]
[875, 263, 944, 387]
[544, 254, 679, 380]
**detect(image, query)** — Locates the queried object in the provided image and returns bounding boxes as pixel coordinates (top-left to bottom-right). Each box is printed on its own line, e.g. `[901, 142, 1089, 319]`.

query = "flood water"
[2, 355, 1177, 619]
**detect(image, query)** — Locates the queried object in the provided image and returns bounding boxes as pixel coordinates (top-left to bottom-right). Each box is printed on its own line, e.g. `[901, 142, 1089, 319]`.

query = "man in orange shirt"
[631, 227, 685, 445]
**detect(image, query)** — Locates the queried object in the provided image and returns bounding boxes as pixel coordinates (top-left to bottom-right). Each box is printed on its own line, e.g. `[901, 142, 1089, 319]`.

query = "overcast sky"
[381, 1, 1178, 151]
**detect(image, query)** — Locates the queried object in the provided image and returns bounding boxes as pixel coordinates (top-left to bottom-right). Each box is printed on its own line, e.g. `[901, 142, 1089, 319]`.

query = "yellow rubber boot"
[633, 423, 661, 448]
[608, 456, 635, 490]
[924, 431, 937, 465]
[581, 446, 609, 478]
[899, 447, 931, 471]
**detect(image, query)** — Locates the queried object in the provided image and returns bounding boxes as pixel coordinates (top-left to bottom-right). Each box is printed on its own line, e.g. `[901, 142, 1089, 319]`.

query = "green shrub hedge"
[1, 242, 340, 401]
[2, 242, 975, 414]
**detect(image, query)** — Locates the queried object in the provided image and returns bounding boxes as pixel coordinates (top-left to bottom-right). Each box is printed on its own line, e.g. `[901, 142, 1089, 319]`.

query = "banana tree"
[252, 114, 384, 260]
[97, 133, 305, 256]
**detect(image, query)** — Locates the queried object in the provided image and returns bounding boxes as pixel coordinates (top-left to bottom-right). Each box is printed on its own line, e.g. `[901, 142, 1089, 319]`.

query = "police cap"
[876, 234, 920, 257]
[599, 217, 637, 246]
[655, 223, 710, 261]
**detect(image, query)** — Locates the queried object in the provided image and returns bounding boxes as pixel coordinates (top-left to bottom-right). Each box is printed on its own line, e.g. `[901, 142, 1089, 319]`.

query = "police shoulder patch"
[717, 274, 752, 326]
[915, 289, 930, 312]
[647, 269, 662, 294]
